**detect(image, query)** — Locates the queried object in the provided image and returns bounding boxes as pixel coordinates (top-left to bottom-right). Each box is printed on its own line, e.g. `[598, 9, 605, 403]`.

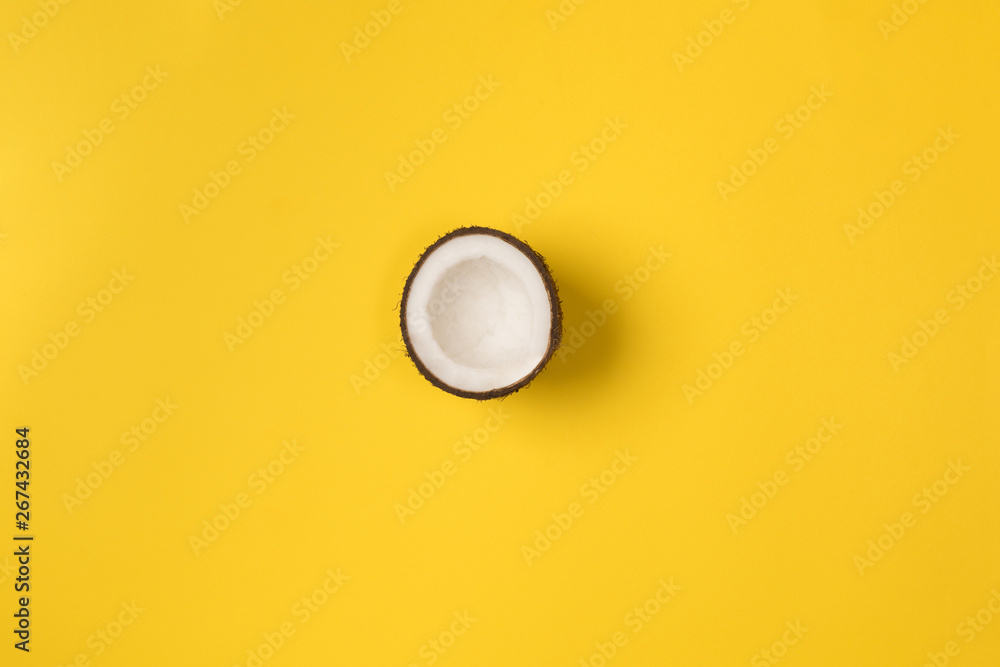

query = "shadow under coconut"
[530, 273, 622, 394]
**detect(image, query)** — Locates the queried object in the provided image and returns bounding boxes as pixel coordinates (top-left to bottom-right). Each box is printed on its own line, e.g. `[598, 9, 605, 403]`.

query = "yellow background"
[2, 0, 999, 665]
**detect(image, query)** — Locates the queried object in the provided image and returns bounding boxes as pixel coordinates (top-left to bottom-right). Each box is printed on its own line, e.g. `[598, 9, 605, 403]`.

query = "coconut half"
[400, 227, 562, 399]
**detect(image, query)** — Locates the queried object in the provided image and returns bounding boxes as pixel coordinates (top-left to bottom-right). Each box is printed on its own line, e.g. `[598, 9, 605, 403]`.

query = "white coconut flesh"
[405, 233, 553, 394]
